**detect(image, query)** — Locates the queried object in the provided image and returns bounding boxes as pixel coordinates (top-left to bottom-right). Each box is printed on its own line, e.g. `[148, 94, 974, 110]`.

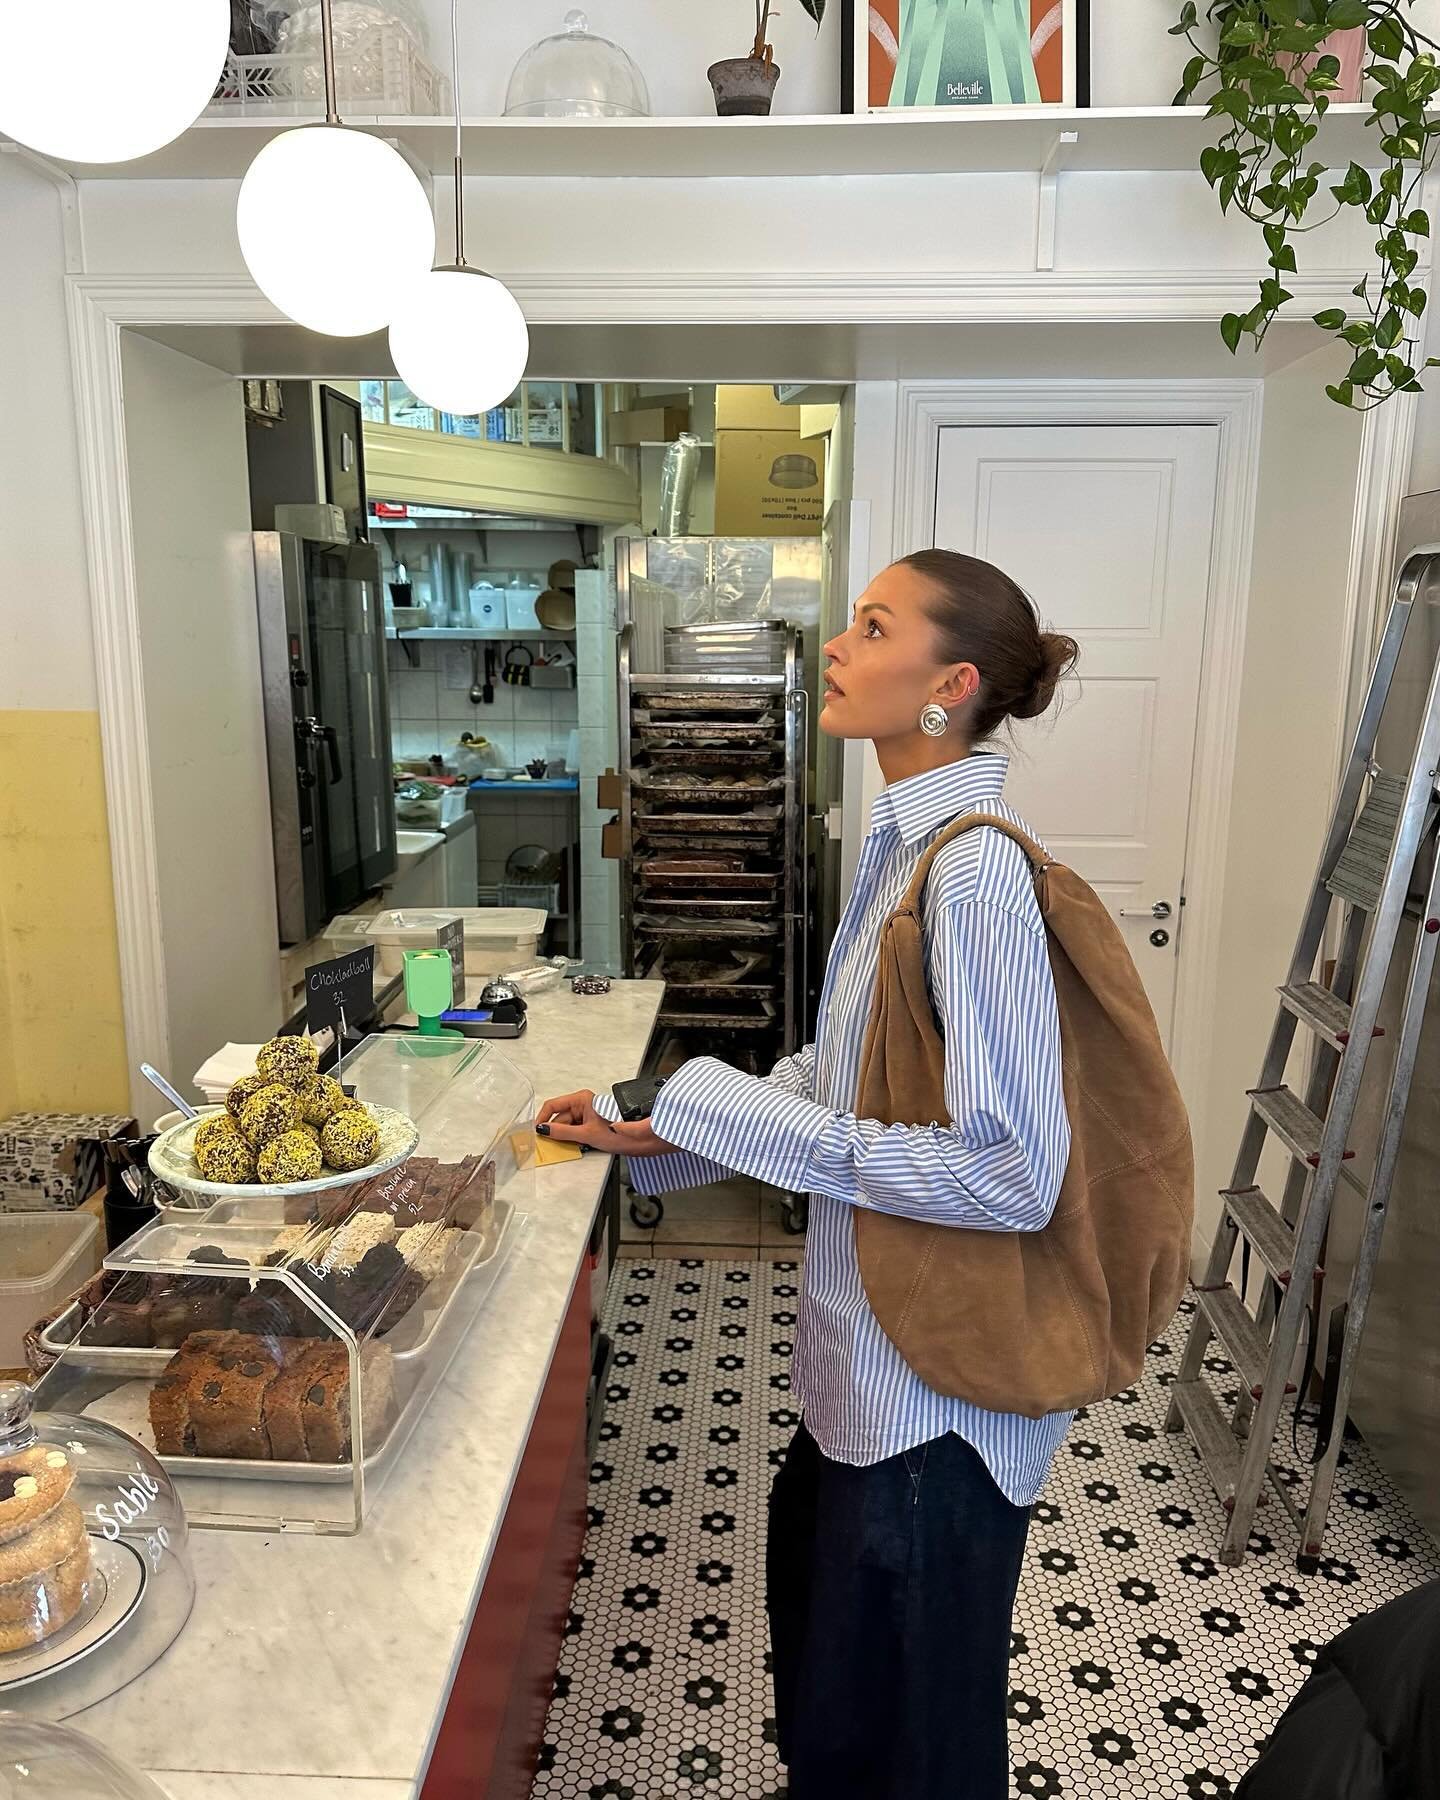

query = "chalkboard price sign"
[304, 946, 376, 1038]
[436, 919, 466, 1010]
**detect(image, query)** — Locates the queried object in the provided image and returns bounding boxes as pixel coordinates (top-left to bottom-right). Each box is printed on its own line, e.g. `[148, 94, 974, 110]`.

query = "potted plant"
[1173, 1, 1440, 410]
[708, 0, 826, 116]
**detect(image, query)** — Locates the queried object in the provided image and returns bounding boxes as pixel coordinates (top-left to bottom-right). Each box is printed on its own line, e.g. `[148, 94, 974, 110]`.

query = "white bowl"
[148, 1103, 419, 1200]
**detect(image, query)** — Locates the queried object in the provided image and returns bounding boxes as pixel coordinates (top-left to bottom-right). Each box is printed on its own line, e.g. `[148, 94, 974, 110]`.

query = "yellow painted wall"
[0, 712, 130, 1115]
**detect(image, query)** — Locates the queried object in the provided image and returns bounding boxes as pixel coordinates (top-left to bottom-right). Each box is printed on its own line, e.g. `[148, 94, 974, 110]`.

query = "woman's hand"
[536, 1090, 679, 1158]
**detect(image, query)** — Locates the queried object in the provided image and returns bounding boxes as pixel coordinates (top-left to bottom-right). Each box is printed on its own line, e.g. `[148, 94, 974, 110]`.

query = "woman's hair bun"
[1012, 630, 1079, 721]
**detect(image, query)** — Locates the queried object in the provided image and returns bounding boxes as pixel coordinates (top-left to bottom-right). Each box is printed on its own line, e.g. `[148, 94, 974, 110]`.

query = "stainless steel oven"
[254, 531, 396, 945]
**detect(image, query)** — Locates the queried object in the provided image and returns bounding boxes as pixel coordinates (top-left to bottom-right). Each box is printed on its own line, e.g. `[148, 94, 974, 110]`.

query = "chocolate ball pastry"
[299, 1120, 323, 1150]
[257, 1034, 320, 1092]
[196, 1132, 259, 1185]
[258, 1129, 324, 1185]
[226, 1071, 270, 1119]
[300, 1073, 349, 1128]
[194, 1111, 241, 1158]
[321, 1108, 380, 1173]
[239, 1083, 301, 1150]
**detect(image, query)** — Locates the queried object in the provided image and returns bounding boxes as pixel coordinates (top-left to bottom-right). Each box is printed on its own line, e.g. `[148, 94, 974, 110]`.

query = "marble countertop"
[74, 981, 662, 1800]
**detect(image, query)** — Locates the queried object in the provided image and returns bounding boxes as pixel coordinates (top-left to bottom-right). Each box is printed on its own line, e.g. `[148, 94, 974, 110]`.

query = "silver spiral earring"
[919, 702, 949, 738]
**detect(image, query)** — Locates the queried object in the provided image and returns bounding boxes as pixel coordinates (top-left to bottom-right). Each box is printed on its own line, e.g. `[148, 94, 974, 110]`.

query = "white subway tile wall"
[387, 640, 578, 769]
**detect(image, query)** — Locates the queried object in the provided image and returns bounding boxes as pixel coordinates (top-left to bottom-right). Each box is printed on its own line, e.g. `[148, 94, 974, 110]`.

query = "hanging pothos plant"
[1171, 0, 1440, 409]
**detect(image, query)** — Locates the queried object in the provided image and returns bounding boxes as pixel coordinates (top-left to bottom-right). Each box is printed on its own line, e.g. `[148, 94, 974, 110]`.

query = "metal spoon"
[470, 640, 485, 705]
[140, 1062, 198, 1120]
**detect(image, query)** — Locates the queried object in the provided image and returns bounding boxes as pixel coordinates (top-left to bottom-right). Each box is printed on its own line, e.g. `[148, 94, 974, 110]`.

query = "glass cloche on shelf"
[0, 1716, 172, 1799]
[504, 10, 651, 118]
[0, 1381, 194, 1724]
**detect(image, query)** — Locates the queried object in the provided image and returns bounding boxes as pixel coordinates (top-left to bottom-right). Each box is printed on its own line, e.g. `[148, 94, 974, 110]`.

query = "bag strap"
[898, 810, 1055, 916]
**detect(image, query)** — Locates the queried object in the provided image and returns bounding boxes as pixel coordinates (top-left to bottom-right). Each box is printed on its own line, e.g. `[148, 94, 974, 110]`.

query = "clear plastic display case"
[0, 1381, 194, 1723]
[0, 1716, 175, 1797]
[36, 1039, 536, 1534]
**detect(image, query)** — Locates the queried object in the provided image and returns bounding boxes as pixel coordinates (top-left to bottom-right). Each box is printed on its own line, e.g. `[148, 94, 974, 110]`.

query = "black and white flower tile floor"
[530, 1260, 1440, 1800]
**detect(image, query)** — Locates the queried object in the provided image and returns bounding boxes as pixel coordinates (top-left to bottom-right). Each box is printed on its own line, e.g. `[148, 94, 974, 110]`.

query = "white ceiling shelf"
[55, 104, 1392, 183]
[385, 626, 574, 640]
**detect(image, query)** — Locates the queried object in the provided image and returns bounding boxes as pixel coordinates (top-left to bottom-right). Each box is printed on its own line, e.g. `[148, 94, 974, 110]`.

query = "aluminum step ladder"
[1165, 547, 1440, 1569]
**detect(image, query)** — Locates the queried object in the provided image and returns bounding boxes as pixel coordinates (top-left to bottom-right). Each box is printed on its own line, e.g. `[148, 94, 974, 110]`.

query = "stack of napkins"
[192, 1034, 335, 1106]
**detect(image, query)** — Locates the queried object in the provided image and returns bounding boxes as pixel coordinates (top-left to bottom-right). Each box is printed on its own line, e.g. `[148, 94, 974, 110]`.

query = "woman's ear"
[934, 661, 980, 706]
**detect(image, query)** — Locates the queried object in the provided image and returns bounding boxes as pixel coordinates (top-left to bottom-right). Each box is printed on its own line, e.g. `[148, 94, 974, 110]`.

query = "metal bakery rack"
[616, 538, 810, 1235]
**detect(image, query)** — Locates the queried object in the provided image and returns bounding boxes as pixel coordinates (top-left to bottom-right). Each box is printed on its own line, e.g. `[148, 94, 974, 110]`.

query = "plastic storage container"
[35, 1037, 535, 1535]
[325, 907, 547, 977]
[0, 1379, 194, 1723]
[0, 1214, 99, 1368]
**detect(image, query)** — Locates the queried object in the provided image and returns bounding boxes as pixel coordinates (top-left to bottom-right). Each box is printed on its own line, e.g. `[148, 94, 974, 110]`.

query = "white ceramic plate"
[148, 1103, 419, 1200]
[0, 1538, 146, 1692]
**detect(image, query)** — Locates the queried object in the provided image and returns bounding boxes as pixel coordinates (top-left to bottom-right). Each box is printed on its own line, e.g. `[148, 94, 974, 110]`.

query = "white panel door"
[933, 424, 1219, 1041]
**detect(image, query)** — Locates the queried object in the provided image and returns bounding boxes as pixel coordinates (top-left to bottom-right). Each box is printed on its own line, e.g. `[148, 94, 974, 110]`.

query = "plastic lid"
[504, 9, 651, 118]
[0, 1380, 194, 1722]
[0, 1715, 172, 1797]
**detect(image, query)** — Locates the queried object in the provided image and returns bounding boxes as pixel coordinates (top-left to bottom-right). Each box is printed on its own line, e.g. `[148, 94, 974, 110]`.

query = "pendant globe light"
[236, 0, 434, 338]
[0, 0, 229, 164]
[388, 0, 529, 417]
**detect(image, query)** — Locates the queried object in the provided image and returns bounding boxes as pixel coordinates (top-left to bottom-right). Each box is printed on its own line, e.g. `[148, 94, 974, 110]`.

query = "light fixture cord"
[451, 0, 466, 267]
[320, 0, 340, 125]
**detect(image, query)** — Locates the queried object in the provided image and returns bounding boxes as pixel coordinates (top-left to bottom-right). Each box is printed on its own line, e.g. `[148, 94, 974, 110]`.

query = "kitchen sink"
[395, 829, 445, 864]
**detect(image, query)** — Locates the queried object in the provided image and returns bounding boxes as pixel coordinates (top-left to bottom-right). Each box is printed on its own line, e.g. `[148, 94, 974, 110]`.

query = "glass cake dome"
[0, 1382, 194, 1723]
[0, 1715, 172, 1798]
[504, 10, 651, 118]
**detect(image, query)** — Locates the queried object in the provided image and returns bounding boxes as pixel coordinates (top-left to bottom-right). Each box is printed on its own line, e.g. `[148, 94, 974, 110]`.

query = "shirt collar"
[870, 752, 1010, 847]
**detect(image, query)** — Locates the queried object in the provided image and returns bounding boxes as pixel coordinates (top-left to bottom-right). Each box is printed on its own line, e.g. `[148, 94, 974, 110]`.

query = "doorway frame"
[842, 376, 1413, 1151]
[66, 279, 1413, 1119]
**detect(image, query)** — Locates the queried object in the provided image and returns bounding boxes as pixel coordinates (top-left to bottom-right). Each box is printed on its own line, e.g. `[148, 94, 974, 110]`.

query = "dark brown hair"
[900, 549, 1078, 741]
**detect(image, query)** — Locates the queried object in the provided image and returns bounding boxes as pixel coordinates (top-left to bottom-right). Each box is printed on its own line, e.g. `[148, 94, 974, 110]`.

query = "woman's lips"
[824, 676, 844, 699]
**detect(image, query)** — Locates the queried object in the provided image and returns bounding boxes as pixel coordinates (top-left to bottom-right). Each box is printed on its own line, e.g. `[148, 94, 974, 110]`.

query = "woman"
[538, 550, 1079, 1799]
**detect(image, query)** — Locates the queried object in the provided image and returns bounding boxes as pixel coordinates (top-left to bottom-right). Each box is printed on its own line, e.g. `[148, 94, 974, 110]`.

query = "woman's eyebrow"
[857, 602, 894, 617]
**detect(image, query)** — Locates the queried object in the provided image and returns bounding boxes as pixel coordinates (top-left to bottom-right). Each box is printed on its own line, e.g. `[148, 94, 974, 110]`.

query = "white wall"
[121, 333, 283, 1093]
[0, 158, 96, 710]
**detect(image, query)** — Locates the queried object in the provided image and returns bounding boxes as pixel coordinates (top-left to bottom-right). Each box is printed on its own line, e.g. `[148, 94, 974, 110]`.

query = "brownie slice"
[188, 1333, 285, 1459]
[262, 1341, 338, 1463]
[300, 1344, 395, 1463]
[85, 1272, 158, 1347]
[151, 1276, 236, 1348]
[149, 1330, 238, 1455]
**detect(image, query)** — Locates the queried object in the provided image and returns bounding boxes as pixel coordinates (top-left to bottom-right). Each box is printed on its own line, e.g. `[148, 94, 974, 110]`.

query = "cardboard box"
[714, 429, 827, 537]
[606, 406, 691, 447]
[714, 385, 799, 432]
[597, 770, 623, 810]
[0, 1112, 138, 1213]
[602, 820, 623, 860]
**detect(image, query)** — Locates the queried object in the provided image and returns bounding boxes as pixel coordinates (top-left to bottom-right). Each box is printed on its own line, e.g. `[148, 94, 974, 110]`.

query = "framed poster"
[847, 0, 1084, 112]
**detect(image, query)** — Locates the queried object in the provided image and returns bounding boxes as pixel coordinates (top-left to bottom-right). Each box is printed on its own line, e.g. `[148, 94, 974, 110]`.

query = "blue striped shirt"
[614, 753, 1073, 1505]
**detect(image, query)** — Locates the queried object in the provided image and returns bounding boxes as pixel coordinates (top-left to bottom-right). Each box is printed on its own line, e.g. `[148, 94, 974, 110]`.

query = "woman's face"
[819, 562, 975, 745]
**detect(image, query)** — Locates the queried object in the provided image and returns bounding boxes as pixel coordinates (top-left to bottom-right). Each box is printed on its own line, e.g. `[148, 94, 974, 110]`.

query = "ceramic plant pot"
[707, 55, 781, 117]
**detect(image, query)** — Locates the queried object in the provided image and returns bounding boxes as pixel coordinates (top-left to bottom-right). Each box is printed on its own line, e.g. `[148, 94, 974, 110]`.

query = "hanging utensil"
[483, 644, 496, 705]
[140, 1062, 199, 1120]
[470, 639, 485, 705]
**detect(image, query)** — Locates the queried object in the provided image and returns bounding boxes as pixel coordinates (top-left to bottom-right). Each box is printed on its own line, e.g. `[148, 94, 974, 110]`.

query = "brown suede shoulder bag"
[853, 813, 1193, 1418]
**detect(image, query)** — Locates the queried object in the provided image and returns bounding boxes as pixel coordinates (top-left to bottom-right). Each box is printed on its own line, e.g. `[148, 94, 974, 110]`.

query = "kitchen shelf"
[385, 627, 575, 641]
[56, 104, 1398, 183]
[469, 777, 579, 794]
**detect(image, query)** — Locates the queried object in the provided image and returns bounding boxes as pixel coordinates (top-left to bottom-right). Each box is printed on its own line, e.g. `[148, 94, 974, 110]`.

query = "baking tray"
[644, 692, 775, 715]
[74, 1208, 526, 1486]
[635, 915, 781, 939]
[41, 1203, 516, 1378]
[633, 776, 784, 805]
[634, 721, 779, 746]
[634, 806, 782, 833]
[640, 747, 776, 770]
[633, 832, 777, 856]
[643, 895, 780, 916]
[659, 1003, 777, 1031]
[641, 869, 780, 893]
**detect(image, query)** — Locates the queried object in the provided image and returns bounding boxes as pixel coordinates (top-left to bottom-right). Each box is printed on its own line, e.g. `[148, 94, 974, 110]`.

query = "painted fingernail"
[535, 1123, 550, 1137]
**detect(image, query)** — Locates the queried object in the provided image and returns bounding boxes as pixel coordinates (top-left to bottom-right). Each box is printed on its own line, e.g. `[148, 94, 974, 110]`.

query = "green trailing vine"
[1171, 0, 1440, 409]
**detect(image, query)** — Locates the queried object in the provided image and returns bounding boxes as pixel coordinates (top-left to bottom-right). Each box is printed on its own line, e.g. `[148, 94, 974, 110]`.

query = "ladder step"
[1170, 1379, 1243, 1506]
[1193, 1283, 1287, 1398]
[1249, 1085, 1329, 1166]
[1278, 981, 1356, 1050]
[1222, 1188, 1300, 1286]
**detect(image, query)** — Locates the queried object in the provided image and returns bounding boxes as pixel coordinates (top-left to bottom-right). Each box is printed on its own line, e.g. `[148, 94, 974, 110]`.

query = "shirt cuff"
[651, 1056, 831, 1194]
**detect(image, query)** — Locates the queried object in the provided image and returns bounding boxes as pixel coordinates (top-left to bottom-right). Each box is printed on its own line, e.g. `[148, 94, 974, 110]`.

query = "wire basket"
[210, 25, 449, 116]
[499, 881, 561, 916]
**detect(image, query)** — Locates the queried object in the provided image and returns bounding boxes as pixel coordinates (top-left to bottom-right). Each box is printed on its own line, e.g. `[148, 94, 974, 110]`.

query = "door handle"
[1120, 901, 1172, 921]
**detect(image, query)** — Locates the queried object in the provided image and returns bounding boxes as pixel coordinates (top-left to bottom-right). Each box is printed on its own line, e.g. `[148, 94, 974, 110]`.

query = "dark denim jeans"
[767, 1423, 1031, 1800]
